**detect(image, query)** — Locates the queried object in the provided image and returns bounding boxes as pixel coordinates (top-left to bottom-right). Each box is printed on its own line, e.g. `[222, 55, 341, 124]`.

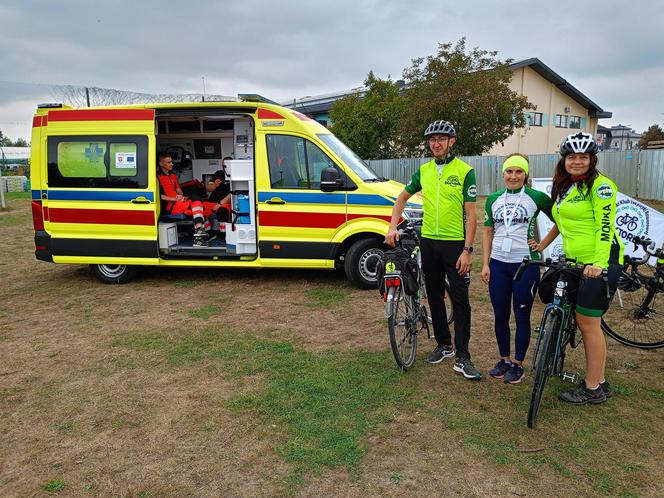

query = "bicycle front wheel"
[601, 274, 664, 349]
[528, 311, 559, 428]
[387, 286, 418, 370]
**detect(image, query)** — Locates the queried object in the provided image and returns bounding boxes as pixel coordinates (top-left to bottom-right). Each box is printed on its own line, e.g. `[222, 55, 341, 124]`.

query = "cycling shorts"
[539, 264, 622, 317]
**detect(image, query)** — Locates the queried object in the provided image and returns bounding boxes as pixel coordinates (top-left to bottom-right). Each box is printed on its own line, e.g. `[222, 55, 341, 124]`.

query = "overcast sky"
[1, 0, 663, 141]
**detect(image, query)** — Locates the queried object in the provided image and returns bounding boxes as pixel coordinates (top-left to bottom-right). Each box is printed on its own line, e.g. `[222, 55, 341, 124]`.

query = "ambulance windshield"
[317, 134, 380, 181]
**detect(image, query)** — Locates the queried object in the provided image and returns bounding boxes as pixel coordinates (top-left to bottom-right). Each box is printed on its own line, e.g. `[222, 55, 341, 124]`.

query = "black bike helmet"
[424, 120, 456, 138]
[559, 132, 599, 156]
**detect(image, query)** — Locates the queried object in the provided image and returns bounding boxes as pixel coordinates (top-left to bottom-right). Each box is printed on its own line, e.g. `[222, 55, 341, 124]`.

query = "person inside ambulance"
[158, 153, 224, 246]
[206, 155, 232, 222]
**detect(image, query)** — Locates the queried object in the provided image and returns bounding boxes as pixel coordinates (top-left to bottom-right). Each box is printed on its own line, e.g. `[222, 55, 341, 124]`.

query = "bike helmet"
[559, 132, 599, 156]
[424, 120, 456, 138]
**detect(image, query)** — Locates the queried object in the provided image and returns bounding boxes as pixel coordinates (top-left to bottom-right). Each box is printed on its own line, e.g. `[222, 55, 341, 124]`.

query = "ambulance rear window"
[47, 135, 148, 188]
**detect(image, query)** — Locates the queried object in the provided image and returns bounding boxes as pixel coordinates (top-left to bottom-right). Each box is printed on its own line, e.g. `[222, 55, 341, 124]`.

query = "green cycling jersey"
[404, 156, 476, 240]
[552, 174, 624, 268]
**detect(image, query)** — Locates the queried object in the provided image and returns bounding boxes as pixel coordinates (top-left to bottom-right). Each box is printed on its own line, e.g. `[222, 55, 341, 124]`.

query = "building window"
[568, 116, 581, 129]
[555, 114, 569, 128]
[525, 112, 543, 127]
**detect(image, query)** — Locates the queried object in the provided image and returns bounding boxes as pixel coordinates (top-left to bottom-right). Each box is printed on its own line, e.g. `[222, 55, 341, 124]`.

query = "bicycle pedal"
[560, 371, 579, 383]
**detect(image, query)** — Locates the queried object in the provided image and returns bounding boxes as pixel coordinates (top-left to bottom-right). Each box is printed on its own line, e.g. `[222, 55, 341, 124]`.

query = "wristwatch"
[463, 246, 474, 254]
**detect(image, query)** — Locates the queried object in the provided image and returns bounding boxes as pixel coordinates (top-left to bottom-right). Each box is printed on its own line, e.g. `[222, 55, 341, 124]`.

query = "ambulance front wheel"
[90, 264, 141, 284]
[344, 238, 385, 289]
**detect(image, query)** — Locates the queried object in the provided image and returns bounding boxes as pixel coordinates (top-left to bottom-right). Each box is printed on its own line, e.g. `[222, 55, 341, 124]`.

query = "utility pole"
[85, 87, 91, 107]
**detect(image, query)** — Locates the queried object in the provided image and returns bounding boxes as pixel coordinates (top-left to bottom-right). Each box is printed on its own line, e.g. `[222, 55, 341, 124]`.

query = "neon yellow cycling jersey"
[552, 174, 624, 268]
[405, 157, 476, 240]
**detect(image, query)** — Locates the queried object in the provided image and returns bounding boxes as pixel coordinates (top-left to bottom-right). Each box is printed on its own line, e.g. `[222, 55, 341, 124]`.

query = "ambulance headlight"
[403, 207, 423, 223]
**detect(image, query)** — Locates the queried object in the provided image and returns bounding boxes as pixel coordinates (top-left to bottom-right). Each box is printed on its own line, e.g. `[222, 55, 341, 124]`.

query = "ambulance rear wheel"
[345, 238, 385, 289]
[90, 264, 140, 284]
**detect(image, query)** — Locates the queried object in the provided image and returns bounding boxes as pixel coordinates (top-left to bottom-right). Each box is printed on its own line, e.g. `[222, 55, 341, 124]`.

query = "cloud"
[0, 0, 661, 138]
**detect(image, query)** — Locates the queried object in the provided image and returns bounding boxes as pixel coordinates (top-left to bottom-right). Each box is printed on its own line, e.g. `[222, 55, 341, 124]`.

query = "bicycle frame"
[530, 275, 577, 378]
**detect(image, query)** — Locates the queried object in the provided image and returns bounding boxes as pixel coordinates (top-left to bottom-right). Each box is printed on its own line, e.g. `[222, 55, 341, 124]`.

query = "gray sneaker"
[425, 345, 454, 364]
[453, 357, 481, 380]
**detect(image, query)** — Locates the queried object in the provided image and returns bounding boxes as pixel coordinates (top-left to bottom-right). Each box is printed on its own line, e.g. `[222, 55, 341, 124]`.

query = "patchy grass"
[2, 196, 663, 497]
[304, 285, 352, 309]
[42, 479, 65, 493]
[116, 327, 418, 475]
[187, 304, 221, 321]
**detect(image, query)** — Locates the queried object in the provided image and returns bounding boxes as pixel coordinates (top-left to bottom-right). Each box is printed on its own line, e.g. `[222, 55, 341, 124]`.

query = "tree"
[13, 138, 29, 147]
[399, 38, 533, 156]
[330, 72, 406, 159]
[637, 124, 664, 149]
[0, 129, 10, 147]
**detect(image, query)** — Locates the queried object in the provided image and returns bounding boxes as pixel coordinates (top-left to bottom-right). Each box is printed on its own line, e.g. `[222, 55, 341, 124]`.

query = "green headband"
[502, 155, 529, 175]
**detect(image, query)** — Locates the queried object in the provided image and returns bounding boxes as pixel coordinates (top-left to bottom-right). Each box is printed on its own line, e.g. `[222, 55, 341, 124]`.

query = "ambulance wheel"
[345, 238, 385, 289]
[90, 264, 140, 284]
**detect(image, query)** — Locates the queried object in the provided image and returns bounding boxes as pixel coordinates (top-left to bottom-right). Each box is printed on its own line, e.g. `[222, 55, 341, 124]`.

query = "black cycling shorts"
[539, 263, 622, 317]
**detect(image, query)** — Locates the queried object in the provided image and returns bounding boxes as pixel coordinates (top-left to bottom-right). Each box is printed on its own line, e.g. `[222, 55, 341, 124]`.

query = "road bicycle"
[514, 256, 609, 428]
[382, 223, 454, 370]
[601, 236, 664, 349]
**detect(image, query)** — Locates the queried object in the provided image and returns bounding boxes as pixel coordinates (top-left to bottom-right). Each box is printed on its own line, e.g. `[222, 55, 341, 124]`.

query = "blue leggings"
[488, 258, 540, 362]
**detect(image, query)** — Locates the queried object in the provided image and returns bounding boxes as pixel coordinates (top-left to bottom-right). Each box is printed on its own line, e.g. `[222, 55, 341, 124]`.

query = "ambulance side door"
[257, 133, 347, 262]
[42, 118, 158, 262]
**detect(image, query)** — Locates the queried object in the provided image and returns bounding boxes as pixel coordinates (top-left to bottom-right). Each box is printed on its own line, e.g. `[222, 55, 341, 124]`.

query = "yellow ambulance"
[30, 99, 422, 288]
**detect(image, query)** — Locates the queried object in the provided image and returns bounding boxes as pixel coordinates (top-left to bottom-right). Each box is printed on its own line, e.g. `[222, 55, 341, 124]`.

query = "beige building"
[488, 58, 612, 155]
[284, 58, 612, 156]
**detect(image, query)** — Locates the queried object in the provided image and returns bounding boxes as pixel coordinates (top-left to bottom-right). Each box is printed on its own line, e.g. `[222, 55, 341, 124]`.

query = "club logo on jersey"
[444, 175, 461, 187]
[467, 185, 477, 198]
[596, 183, 614, 199]
[385, 262, 396, 273]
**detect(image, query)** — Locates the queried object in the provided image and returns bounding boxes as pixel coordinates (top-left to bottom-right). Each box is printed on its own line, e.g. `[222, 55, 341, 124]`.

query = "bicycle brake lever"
[602, 270, 610, 300]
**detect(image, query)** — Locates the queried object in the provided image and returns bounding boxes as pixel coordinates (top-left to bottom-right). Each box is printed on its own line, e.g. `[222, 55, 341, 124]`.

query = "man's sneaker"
[503, 363, 525, 384]
[193, 228, 210, 247]
[558, 382, 607, 405]
[453, 357, 481, 380]
[600, 380, 612, 398]
[425, 345, 454, 364]
[489, 359, 512, 379]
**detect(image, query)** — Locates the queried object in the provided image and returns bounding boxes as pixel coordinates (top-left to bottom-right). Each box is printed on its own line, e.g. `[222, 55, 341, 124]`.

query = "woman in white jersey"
[481, 154, 553, 384]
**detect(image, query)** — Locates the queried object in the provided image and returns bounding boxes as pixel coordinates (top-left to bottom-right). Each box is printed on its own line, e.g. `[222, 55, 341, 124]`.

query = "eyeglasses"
[428, 137, 449, 144]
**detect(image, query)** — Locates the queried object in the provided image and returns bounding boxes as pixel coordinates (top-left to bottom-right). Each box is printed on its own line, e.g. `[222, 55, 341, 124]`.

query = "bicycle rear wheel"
[528, 311, 559, 428]
[387, 286, 418, 369]
[601, 272, 664, 349]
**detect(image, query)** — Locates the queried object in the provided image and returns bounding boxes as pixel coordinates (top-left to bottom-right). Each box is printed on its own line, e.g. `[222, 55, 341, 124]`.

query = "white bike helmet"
[424, 120, 456, 138]
[559, 132, 599, 156]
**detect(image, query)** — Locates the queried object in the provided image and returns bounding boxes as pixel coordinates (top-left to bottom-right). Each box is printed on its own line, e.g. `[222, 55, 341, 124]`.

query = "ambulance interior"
[155, 113, 256, 258]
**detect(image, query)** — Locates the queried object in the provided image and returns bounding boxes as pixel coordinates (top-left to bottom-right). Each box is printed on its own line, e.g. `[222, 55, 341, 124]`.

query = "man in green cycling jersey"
[386, 120, 481, 380]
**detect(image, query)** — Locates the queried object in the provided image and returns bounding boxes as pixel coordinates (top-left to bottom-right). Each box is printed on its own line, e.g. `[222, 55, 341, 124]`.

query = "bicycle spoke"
[602, 275, 664, 348]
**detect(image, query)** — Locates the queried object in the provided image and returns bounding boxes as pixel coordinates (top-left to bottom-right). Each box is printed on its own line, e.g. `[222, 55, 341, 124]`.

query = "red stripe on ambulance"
[259, 211, 345, 229]
[48, 109, 155, 122]
[48, 208, 154, 225]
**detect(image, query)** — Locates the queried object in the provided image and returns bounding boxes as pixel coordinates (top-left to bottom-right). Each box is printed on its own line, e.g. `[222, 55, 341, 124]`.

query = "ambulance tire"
[90, 264, 141, 285]
[344, 238, 385, 289]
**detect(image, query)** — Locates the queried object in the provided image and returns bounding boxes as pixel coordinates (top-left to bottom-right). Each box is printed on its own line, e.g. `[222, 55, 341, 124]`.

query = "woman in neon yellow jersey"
[531, 132, 624, 405]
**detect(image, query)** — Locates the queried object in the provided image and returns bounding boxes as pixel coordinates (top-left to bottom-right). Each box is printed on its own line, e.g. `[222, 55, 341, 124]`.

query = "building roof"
[284, 58, 612, 119]
[509, 58, 612, 119]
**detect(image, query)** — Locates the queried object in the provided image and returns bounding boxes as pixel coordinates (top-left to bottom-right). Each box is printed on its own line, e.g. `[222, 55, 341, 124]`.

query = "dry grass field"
[1, 193, 663, 497]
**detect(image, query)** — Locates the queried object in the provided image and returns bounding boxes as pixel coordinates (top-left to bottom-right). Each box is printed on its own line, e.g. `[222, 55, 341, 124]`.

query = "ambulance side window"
[47, 135, 148, 188]
[266, 134, 339, 189]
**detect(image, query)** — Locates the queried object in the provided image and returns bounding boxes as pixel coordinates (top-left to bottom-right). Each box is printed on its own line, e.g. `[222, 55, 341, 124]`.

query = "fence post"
[635, 149, 641, 198]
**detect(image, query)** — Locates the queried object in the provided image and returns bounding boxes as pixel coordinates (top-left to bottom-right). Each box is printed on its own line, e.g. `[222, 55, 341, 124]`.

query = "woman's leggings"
[488, 258, 540, 362]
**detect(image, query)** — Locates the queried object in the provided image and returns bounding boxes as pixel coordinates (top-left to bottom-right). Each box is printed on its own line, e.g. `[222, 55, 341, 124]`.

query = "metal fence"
[366, 150, 664, 200]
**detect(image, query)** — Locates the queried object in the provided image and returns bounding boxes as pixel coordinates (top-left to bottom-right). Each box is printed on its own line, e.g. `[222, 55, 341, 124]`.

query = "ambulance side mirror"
[320, 167, 344, 192]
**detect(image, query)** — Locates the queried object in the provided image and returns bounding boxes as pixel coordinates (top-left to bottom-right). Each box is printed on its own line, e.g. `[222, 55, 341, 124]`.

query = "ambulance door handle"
[131, 196, 151, 204]
[265, 197, 286, 205]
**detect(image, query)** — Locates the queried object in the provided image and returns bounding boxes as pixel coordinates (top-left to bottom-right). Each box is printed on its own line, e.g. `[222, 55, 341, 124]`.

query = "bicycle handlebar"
[514, 256, 610, 298]
[630, 236, 662, 266]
